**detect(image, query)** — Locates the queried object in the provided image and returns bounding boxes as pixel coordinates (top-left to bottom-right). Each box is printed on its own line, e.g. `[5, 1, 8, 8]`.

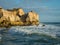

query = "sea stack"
[0, 7, 39, 27]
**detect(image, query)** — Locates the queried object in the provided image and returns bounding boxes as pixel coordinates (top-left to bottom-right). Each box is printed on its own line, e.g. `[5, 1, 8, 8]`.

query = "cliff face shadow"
[18, 14, 28, 22]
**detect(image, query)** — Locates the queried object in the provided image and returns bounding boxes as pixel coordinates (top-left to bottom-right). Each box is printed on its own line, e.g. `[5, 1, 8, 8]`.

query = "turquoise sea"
[0, 22, 60, 45]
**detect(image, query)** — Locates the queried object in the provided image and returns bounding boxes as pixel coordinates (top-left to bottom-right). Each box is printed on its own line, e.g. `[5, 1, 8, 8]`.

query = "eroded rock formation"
[0, 7, 39, 27]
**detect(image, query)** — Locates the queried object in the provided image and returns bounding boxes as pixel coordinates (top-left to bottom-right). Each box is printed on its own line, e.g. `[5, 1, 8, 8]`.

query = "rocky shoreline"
[0, 7, 39, 27]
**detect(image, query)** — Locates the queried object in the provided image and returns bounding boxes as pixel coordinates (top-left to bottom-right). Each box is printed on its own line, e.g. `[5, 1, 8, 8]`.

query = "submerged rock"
[0, 7, 39, 27]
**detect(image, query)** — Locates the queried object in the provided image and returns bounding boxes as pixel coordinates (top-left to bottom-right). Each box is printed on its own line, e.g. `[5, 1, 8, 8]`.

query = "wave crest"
[8, 24, 60, 38]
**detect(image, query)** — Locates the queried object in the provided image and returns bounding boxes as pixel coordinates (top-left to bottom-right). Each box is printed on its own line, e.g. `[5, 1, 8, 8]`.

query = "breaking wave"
[8, 24, 60, 38]
[0, 24, 60, 45]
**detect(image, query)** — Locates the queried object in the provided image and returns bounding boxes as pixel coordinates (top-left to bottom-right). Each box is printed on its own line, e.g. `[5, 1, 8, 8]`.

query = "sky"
[0, 0, 60, 22]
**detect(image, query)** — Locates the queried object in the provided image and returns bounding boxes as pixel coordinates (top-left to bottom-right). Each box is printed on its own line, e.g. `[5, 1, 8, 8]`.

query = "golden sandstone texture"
[0, 7, 39, 27]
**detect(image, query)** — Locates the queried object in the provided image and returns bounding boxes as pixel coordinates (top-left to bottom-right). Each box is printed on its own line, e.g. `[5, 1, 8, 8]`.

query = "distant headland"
[0, 7, 39, 27]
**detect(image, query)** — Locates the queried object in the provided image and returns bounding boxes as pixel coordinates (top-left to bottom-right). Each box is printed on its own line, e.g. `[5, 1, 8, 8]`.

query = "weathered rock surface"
[0, 7, 39, 27]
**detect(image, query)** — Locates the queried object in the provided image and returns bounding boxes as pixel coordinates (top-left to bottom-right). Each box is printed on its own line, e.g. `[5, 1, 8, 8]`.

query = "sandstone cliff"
[0, 7, 39, 27]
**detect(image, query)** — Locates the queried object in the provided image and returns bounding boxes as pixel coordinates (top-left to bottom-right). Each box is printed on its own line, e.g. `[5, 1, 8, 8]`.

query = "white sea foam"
[0, 34, 2, 40]
[8, 24, 60, 38]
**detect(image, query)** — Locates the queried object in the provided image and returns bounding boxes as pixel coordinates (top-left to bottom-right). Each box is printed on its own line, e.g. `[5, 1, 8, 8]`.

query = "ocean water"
[0, 22, 60, 45]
